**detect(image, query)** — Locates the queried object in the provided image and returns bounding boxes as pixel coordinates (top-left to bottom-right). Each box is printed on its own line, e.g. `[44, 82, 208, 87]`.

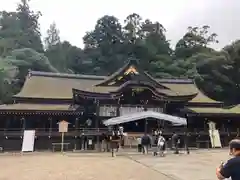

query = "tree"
[0, 58, 17, 103]
[83, 15, 126, 75]
[195, 40, 240, 104]
[0, 0, 43, 57]
[175, 25, 218, 59]
[140, 20, 173, 73]
[44, 22, 60, 50]
[7, 48, 58, 89]
[0, 11, 21, 57]
[45, 41, 85, 73]
[16, 0, 43, 52]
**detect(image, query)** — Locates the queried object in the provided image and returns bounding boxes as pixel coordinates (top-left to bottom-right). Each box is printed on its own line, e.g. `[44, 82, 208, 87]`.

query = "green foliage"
[6, 48, 58, 92]
[195, 40, 240, 104]
[44, 22, 60, 50]
[175, 26, 218, 59]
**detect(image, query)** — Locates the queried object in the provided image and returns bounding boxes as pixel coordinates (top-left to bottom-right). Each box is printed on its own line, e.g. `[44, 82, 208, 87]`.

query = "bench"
[52, 143, 70, 152]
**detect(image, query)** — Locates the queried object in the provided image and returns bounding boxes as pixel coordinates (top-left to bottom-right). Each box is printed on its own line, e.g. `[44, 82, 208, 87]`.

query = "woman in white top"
[157, 135, 166, 157]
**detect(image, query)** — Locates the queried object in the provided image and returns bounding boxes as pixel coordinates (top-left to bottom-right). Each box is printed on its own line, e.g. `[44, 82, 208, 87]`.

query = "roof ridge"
[28, 70, 106, 80]
[157, 78, 194, 84]
[27, 71, 194, 83]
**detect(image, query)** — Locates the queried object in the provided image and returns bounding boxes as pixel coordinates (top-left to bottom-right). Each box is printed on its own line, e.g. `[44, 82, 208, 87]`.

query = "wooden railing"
[0, 127, 239, 136]
[0, 128, 109, 136]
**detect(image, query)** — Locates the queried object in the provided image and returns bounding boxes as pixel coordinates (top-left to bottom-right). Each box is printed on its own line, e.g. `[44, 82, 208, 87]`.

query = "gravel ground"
[0, 152, 173, 180]
[0, 149, 231, 180]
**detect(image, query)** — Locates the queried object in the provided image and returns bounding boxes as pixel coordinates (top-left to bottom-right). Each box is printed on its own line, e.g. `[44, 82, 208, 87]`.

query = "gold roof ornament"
[124, 66, 139, 75]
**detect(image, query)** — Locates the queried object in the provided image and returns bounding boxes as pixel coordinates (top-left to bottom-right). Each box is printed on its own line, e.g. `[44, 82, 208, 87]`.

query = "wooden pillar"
[21, 117, 26, 131]
[144, 102, 148, 133]
[95, 100, 100, 151]
[4, 117, 10, 132]
[74, 117, 78, 151]
[48, 117, 52, 135]
[75, 117, 79, 131]
[48, 117, 52, 150]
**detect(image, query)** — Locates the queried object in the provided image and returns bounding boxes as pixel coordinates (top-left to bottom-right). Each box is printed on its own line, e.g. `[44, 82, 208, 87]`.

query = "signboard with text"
[58, 120, 69, 133]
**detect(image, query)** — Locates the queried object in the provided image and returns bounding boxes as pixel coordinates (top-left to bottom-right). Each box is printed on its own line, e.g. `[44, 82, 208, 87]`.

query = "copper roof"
[14, 70, 219, 103]
[0, 103, 73, 110]
[188, 105, 240, 114]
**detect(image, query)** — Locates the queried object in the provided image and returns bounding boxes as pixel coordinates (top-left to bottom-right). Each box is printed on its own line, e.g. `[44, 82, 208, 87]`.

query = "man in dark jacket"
[141, 133, 151, 154]
[216, 139, 240, 180]
[172, 132, 180, 154]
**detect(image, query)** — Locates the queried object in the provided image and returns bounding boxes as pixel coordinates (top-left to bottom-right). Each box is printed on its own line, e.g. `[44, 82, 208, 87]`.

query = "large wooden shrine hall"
[0, 59, 239, 151]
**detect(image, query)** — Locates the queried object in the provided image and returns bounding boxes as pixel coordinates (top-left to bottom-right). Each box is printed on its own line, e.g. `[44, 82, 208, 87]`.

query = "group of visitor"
[137, 130, 184, 156]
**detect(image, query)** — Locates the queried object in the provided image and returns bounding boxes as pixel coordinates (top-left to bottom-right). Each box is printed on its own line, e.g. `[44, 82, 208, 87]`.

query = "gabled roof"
[14, 71, 104, 99]
[0, 103, 81, 115]
[14, 70, 220, 104]
[187, 105, 240, 114]
[95, 59, 169, 89]
[160, 79, 220, 103]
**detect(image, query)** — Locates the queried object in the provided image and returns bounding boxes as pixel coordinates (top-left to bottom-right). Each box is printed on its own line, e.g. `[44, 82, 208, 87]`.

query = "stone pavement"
[129, 149, 230, 180]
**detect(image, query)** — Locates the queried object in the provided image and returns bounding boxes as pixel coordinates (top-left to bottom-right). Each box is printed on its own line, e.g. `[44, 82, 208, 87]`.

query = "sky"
[0, 0, 239, 50]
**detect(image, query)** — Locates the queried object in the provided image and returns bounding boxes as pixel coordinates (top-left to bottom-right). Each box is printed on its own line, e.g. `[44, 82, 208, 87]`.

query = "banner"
[22, 130, 35, 152]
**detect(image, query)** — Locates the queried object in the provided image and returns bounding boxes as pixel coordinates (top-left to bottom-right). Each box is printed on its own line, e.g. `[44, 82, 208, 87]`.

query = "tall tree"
[44, 22, 60, 50]
[195, 40, 240, 104]
[16, 0, 43, 52]
[0, 11, 20, 57]
[7, 48, 58, 88]
[45, 41, 85, 73]
[175, 25, 218, 59]
[83, 15, 125, 75]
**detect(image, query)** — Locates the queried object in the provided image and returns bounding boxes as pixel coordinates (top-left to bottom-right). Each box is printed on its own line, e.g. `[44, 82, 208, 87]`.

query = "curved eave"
[95, 60, 169, 90]
[166, 93, 198, 102]
[0, 110, 81, 115]
[109, 81, 159, 93]
[144, 72, 169, 89]
[95, 61, 130, 86]
[110, 83, 169, 101]
[72, 88, 115, 99]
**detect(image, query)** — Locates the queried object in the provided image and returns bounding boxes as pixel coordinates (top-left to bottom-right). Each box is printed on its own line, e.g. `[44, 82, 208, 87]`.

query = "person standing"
[158, 133, 166, 157]
[152, 133, 159, 156]
[184, 132, 190, 154]
[137, 137, 142, 152]
[110, 130, 120, 157]
[172, 132, 180, 154]
[216, 139, 240, 180]
[141, 133, 151, 154]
